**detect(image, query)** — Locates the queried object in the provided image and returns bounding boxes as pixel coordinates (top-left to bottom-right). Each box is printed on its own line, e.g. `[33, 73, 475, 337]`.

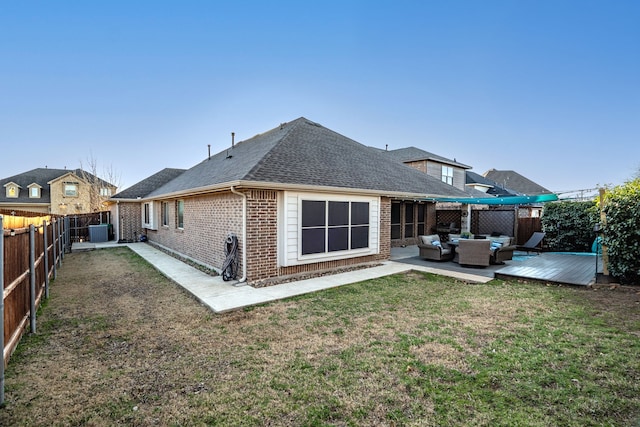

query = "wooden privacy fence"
[1, 215, 67, 405]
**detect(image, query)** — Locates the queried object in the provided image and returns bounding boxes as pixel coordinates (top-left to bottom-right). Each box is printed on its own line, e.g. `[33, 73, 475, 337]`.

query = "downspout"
[230, 186, 247, 282]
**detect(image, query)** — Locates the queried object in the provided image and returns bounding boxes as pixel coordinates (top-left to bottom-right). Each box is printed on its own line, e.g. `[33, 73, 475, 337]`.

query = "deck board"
[391, 246, 597, 286]
[495, 253, 596, 286]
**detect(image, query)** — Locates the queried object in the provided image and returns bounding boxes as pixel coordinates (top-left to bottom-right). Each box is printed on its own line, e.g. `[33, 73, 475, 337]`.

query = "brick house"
[109, 118, 469, 286]
[0, 168, 117, 215]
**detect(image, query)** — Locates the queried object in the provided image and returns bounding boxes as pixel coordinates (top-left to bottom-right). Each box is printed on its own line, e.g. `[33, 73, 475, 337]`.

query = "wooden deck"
[494, 253, 597, 286]
[391, 246, 598, 286]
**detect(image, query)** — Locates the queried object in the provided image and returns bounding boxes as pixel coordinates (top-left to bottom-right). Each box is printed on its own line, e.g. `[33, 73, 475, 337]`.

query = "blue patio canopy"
[423, 193, 559, 205]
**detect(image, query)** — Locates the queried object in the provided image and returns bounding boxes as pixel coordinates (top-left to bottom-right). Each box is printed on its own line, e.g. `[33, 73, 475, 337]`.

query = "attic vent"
[305, 120, 321, 127]
[280, 122, 286, 129]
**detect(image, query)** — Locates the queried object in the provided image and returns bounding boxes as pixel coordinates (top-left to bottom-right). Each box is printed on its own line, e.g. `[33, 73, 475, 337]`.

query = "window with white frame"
[301, 200, 369, 255]
[442, 166, 454, 185]
[142, 202, 158, 229]
[100, 187, 111, 197]
[143, 203, 151, 225]
[29, 187, 40, 198]
[176, 200, 184, 229]
[162, 201, 169, 227]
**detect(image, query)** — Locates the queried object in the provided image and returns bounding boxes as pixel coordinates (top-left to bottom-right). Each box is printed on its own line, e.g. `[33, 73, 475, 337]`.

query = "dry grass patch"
[0, 248, 638, 426]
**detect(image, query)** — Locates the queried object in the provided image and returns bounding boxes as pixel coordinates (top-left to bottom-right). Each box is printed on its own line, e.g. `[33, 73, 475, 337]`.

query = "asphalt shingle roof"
[375, 146, 471, 169]
[483, 169, 551, 195]
[112, 168, 186, 199]
[146, 117, 469, 199]
[466, 171, 518, 197]
[0, 168, 102, 204]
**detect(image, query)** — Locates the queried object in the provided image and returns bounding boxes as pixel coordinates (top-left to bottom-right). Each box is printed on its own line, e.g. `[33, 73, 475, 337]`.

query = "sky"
[2, 1, 639, 196]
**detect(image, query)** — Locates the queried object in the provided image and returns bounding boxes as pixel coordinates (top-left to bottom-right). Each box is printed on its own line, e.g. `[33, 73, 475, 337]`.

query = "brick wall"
[249, 195, 392, 286]
[245, 189, 278, 282]
[115, 202, 143, 242]
[123, 190, 393, 287]
[147, 192, 243, 272]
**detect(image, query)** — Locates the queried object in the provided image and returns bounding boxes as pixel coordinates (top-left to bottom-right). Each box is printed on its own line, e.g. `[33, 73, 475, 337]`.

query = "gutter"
[229, 186, 247, 283]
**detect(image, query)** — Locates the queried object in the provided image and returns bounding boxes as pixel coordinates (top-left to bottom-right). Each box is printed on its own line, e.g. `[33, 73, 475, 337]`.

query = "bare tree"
[79, 154, 122, 212]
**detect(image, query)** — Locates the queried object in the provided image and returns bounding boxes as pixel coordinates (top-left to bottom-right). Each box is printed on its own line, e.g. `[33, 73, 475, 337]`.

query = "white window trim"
[442, 166, 454, 185]
[142, 201, 158, 230]
[279, 191, 380, 267]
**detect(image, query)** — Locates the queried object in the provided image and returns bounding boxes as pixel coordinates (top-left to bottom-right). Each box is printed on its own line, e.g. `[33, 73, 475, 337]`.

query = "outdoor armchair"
[455, 239, 492, 267]
[417, 234, 454, 261]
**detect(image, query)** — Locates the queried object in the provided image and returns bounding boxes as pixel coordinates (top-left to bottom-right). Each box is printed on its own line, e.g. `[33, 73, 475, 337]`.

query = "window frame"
[161, 201, 169, 227]
[442, 166, 454, 185]
[64, 182, 79, 197]
[176, 200, 184, 229]
[299, 198, 371, 258]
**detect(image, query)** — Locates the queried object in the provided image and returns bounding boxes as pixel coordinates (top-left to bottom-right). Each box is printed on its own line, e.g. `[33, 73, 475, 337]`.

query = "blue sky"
[2, 1, 639, 195]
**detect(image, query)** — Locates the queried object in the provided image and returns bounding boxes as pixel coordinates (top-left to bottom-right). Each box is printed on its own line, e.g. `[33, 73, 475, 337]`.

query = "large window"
[176, 200, 184, 229]
[442, 166, 454, 185]
[301, 200, 369, 256]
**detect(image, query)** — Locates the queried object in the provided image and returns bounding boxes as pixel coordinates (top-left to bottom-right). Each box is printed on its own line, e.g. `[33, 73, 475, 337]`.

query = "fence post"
[58, 218, 64, 264]
[43, 220, 50, 299]
[52, 218, 58, 279]
[1, 215, 6, 405]
[29, 224, 36, 334]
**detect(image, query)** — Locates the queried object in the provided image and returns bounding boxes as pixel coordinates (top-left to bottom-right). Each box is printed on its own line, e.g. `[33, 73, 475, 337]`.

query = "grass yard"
[1, 247, 639, 426]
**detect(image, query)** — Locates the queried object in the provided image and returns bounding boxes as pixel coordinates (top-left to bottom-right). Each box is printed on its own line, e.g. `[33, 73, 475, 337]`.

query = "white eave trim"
[128, 179, 462, 202]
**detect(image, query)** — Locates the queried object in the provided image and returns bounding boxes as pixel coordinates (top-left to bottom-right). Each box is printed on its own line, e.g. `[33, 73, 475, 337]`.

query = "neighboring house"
[481, 169, 552, 218]
[110, 117, 469, 286]
[0, 168, 117, 215]
[483, 169, 552, 195]
[465, 171, 518, 197]
[375, 146, 471, 191]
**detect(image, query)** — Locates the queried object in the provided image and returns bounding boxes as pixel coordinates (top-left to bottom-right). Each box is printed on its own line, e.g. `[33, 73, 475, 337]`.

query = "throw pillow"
[432, 240, 442, 247]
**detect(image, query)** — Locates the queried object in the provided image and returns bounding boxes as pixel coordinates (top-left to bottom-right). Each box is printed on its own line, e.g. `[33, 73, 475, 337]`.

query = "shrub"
[541, 201, 599, 252]
[601, 179, 640, 285]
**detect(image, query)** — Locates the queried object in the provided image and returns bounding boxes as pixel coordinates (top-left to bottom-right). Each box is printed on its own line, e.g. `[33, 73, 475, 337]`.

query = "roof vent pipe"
[208, 144, 211, 160]
[231, 132, 235, 148]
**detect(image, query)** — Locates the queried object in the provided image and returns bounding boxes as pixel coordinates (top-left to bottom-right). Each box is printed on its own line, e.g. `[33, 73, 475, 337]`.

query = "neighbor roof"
[483, 169, 551, 195]
[145, 117, 469, 199]
[0, 168, 104, 204]
[466, 171, 518, 197]
[111, 168, 186, 200]
[375, 146, 471, 169]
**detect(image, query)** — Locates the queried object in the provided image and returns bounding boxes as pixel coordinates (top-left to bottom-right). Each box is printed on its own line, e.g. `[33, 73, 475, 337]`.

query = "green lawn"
[1, 248, 639, 426]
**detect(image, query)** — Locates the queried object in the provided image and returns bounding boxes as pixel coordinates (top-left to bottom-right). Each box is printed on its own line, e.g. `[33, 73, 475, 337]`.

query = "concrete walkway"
[73, 242, 492, 313]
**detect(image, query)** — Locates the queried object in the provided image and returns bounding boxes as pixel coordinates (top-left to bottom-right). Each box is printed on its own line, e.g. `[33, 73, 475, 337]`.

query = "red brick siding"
[245, 189, 278, 282]
[147, 193, 243, 272]
[115, 202, 143, 242]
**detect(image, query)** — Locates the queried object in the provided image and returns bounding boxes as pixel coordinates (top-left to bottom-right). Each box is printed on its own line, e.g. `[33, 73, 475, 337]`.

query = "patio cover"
[424, 193, 558, 205]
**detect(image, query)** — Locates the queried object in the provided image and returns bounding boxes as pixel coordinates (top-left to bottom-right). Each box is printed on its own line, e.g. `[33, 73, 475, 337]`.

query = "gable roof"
[145, 117, 469, 199]
[0, 168, 97, 204]
[111, 168, 186, 200]
[483, 169, 551, 195]
[466, 171, 518, 197]
[375, 146, 471, 169]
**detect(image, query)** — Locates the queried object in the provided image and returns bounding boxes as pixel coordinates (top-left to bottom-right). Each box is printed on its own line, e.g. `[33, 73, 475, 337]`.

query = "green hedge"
[602, 179, 640, 285]
[541, 201, 599, 252]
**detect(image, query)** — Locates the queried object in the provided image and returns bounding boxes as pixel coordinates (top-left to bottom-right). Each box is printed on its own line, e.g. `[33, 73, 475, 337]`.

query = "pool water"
[512, 251, 595, 262]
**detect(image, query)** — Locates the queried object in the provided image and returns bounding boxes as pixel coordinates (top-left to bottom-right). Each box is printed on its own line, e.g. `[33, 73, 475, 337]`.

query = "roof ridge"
[242, 119, 305, 180]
